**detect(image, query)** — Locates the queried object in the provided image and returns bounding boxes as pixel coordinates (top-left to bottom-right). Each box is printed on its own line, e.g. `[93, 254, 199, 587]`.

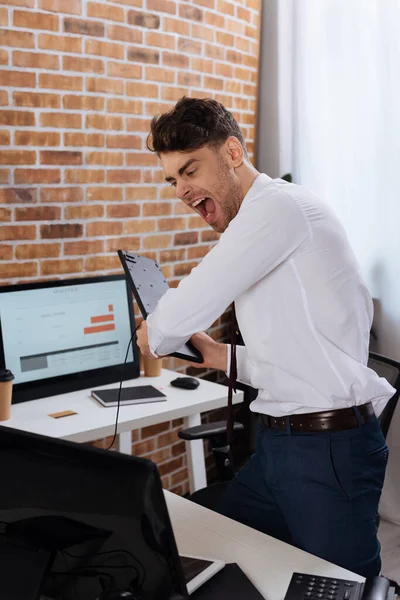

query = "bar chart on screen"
[1, 281, 133, 385]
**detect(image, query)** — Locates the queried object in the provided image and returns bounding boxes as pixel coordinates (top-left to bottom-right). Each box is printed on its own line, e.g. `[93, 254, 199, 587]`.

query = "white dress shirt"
[147, 174, 395, 417]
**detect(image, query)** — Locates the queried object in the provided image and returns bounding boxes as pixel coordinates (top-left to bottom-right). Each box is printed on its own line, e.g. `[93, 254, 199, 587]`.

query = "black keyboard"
[284, 573, 362, 600]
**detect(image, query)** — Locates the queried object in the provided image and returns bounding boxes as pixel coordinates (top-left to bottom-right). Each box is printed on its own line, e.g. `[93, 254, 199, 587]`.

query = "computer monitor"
[0, 275, 140, 404]
[0, 425, 189, 600]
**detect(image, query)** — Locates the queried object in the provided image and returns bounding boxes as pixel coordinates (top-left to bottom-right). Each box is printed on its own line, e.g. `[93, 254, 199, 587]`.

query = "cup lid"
[0, 369, 14, 382]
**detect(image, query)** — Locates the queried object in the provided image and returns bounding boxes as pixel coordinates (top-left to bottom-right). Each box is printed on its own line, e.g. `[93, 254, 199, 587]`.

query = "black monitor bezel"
[0, 274, 140, 404]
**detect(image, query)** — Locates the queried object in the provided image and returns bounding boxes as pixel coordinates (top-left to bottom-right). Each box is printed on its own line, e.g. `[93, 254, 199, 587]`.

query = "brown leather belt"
[259, 402, 374, 432]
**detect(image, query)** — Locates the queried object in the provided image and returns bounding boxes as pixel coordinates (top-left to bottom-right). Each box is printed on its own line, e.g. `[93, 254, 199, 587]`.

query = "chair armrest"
[178, 420, 244, 441]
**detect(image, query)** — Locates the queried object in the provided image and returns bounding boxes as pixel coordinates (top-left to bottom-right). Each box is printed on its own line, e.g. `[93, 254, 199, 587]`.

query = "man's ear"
[225, 136, 244, 168]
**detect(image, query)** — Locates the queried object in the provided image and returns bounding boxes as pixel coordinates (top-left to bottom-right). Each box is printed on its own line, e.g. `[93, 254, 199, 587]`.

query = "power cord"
[106, 324, 140, 451]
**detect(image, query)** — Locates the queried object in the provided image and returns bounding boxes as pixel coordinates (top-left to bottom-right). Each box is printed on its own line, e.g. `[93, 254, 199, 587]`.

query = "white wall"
[257, 0, 400, 361]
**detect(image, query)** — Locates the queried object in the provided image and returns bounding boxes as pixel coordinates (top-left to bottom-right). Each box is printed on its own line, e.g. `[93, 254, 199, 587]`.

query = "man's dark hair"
[147, 96, 247, 156]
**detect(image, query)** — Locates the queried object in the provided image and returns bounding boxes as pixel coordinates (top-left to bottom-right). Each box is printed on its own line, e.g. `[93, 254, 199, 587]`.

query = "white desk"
[164, 490, 364, 600]
[4, 369, 243, 493]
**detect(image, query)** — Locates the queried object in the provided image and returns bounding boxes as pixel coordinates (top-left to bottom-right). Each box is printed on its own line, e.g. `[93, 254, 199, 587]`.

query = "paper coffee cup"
[0, 369, 15, 421]
[143, 355, 163, 377]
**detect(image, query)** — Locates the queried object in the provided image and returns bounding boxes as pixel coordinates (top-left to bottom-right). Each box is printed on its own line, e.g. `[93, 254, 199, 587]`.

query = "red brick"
[0, 170, 10, 184]
[132, 438, 155, 455]
[86, 222, 123, 237]
[40, 151, 82, 166]
[188, 245, 210, 259]
[15, 206, 61, 221]
[142, 168, 165, 183]
[15, 169, 60, 184]
[64, 205, 104, 219]
[0, 245, 13, 260]
[142, 421, 170, 438]
[143, 234, 172, 249]
[148, 0, 176, 13]
[86, 151, 123, 166]
[1, 0, 34, 7]
[105, 236, 140, 252]
[64, 17, 105, 37]
[40, 113, 81, 129]
[126, 117, 152, 133]
[64, 132, 104, 147]
[0, 262, 37, 279]
[41, 223, 83, 239]
[0, 49, 8, 66]
[145, 65, 174, 83]
[39, 0, 82, 14]
[205, 11, 224, 27]
[63, 95, 104, 111]
[0, 188, 37, 204]
[87, 2, 124, 22]
[205, 43, 224, 60]
[63, 55, 104, 74]
[108, 0, 142, 5]
[86, 77, 124, 95]
[178, 72, 201, 87]
[106, 99, 143, 115]
[163, 17, 189, 34]
[0, 70, 35, 88]
[179, 4, 203, 21]
[126, 153, 158, 167]
[159, 249, 185, 263]
[107, 62, 142, 79]
[0, 225, 36, 241]
[16, 243, 60, 259]
[157, 217, 186, 231]
[14, 10, 59, 31]
[124, 218, 156, 233]
[146, 31, 175, 49]
[162, 86, 189, 101]
[13, 51, 59, 70]
[174, 231, 198, 245]
[158, 457, 183, 476]
[106, 170, 141, 184]
[191, 57, 213, 72]
[85, 255, 121, 271]
[107, 204, 141, 218]
[106, 134, 141, 149]
[40, 187, 83, 203]
[86, 39, 125, 60]
[143, 202, 171, 216]
[126, 82, 158, 98]
[201, 230, 219, 242]
[14, 92, 60, 109]
[87, 187, 123, 201]
[40, 73, 82, 91]
[0, 110, 34, 127]
[86, 114, 123, 131]
[0, 28, 34, 49]
[127, 10, 160, 28]
[128, 47, 159, 64]
[0, 131, 10, 145]
[39, 33, 82, 53]
[162, 52, 189, 68]
[0, 91, 7, 105]
[174, 261, 198, 276]
[64, 240, 104, 255]
[41, 259, 83, 276]
[0, 208, 11, 222]
[171, 467, 189, 486]
[65, 169, 105, 184]
[107, 24, 142, 44]
[0, 150, 36, 165]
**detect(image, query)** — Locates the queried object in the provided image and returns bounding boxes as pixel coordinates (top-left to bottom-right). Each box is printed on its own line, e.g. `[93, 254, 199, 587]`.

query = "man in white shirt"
[136, 97, 395, 578]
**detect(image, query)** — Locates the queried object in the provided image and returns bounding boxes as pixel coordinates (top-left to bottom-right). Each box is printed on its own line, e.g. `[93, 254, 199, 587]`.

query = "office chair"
[179, 352, 400, 511]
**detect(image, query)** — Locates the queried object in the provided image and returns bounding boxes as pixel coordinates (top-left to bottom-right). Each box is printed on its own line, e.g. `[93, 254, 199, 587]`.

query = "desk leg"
[119, 431, 132, 455]
[185, 413, 207, 493]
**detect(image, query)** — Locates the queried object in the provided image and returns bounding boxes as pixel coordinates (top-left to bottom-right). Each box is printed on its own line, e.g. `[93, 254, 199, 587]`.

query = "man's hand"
[189, 332, 228, 372]
[136, 320, 155, 358]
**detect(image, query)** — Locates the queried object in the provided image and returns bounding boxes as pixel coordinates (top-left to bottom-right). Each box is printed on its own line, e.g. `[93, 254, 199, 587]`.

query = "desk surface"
[3, 369, 243, 443]
[164, 490, 364, 600]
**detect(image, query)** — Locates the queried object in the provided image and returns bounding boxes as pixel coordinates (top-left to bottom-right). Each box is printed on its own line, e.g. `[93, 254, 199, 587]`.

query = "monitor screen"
[0, 425, 188, 600]
[0, 275, 140, 404]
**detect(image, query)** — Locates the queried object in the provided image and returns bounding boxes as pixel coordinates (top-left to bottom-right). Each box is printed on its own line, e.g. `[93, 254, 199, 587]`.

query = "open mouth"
[191, 197, 216, 223]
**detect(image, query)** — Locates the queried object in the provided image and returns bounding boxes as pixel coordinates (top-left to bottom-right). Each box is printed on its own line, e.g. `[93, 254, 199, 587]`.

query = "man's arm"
[146, 189, 309, 357]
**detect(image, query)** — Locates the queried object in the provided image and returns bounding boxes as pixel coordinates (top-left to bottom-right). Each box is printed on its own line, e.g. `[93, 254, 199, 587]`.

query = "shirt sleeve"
[226, 344, 254, 387]
[147, 189, 310, 357]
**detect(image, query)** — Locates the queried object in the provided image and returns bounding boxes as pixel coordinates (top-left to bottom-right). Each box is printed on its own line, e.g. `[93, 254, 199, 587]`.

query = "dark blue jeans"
[216, 411, 389, 578]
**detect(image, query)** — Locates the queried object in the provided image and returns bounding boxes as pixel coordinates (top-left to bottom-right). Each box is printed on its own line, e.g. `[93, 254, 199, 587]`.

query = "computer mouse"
[170, 377, 200, 390]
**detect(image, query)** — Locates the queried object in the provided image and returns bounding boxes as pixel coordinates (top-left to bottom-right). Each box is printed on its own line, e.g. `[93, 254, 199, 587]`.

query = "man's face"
[160, 143, 244, 233]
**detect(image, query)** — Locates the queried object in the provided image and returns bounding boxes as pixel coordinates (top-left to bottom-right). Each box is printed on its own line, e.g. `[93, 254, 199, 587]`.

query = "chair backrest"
[368, 352, 400, 438]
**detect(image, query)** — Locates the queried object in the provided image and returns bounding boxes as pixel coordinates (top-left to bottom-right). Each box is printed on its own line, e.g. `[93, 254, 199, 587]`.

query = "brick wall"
[0, 0, 261, 495]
